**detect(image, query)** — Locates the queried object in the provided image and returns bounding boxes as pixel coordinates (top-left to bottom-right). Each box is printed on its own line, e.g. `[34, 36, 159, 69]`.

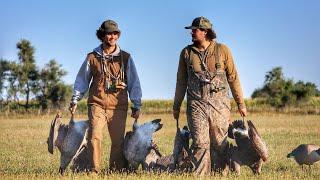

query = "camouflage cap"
[185, 16, 212, 30]
[99, 19, 121, 33]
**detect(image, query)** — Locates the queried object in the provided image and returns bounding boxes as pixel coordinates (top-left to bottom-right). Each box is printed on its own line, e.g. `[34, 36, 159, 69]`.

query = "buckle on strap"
[210, 86, 226, 93]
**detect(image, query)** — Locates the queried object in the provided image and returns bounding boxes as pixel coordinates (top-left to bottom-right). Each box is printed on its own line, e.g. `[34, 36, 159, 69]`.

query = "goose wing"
[124, 131, 136, 162]
[247, 120, 268, 161]
[47, 113, 62, 154]
[62, 119, 88, 157]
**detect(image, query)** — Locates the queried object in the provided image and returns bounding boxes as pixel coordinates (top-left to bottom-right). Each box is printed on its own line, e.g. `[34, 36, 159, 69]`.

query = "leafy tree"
[5, 62, 20, 102]
[0, 61, 22, 103]
[16, 39, 39, 111]
[292, 81, 320, 101]
[0, 60, 10, 99]
[252, 66, 320, 107]
[48, 83, 72, 109]
[264, 67, 283, 84]
[36, 60, 68, 109]
[0, 39, 72, 112]
[252, 67, 286, 101]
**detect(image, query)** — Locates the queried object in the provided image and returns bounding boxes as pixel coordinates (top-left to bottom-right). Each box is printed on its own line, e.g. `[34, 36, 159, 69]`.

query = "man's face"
[103, 31, 119, 46]
[191, 28, 207, 42]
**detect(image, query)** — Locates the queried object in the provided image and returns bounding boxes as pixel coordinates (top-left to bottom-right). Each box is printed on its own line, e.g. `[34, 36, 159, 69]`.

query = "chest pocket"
[205, 53, 216, 73]
[89, 54, 104, 83]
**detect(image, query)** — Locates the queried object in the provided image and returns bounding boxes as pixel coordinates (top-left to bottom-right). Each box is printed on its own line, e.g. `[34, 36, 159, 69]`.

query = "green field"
[0, 112, 320, 179]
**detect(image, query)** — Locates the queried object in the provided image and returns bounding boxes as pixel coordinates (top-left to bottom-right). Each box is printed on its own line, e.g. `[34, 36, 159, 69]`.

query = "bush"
[252, 67, 320, 107]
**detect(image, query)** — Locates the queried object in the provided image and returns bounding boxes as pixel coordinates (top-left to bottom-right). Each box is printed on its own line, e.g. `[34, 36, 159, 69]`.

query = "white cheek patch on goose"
[233, 128, 248, 137]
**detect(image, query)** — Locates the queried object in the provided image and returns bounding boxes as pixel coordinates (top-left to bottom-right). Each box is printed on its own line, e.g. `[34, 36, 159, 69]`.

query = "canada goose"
[143, 141, 165, 171]
[172, 125, 193, 172]
[287, 144, 320, 168]
[228, 120, 268, 175]
[47, 113, 89, 174]
[144, 126, 193, 172]
[123, 119, 163, 170]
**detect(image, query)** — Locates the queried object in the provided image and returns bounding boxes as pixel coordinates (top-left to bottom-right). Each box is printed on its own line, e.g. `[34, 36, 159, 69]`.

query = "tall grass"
[1, 98, 319, 117]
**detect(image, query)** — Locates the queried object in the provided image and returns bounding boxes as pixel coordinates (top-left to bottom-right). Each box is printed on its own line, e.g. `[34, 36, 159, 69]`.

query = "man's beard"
[192, 40, 200, 46]
[192, 36, 200, 43]
[191, 36, 196, 42]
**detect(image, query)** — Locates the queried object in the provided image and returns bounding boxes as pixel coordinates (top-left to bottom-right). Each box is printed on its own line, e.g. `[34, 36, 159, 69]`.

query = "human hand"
[69, 102, 77, 115]
[238, 107, 248, 117]
[131, 109, 140, 120]
[173, 110, 180, 120]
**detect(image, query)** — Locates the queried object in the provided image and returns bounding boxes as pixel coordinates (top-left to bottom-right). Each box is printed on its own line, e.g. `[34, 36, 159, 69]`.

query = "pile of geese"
[47, 113, 320, 175]
[46, 113, 192, 174]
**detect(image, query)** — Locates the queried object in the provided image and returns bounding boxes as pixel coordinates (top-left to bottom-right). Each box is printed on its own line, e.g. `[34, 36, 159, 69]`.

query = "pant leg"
[106, 109, 127, 171]
[208, 96, 231, 173]
[87, 105, 107, 173]
[187, 100, 211, 175]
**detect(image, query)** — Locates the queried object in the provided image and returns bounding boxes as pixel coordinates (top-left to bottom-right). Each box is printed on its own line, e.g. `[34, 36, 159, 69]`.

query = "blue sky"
[1, 0, 319, 99]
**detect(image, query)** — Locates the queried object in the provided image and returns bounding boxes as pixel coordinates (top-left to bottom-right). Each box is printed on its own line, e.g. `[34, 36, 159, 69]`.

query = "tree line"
[1, 39, 319, 112]
[0, 39, 72, 111]
[252, 67, 320, 107]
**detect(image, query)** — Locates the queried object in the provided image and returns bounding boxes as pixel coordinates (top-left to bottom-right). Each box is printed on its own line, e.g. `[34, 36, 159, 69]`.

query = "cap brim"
[105, 28, 121, 33]
[185, 26, 197, 29]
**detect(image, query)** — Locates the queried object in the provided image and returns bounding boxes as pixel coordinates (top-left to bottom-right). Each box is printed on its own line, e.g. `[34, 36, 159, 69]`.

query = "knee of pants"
[88, 129, 104, 141]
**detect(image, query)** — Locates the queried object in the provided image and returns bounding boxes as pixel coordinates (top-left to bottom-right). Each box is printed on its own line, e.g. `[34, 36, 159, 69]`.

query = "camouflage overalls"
[185, 43, 231, 175]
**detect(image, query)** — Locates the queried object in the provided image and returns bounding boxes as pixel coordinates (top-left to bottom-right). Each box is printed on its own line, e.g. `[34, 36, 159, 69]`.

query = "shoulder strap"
[185, 45, 193, 66]
[214, 43, 222, 70]
[90, 51, 106, 76]
[120, 50, 125, 81]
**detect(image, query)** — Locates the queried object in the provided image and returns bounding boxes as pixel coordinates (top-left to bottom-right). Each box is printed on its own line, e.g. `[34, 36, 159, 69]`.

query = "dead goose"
[172, 125, 193, 172]
[287, 144, 320, 168]
[144, 125, 193, 172]
[47, 113, 89, 174]
[228, 120, 268, 175]
[123, 119, 163, 170]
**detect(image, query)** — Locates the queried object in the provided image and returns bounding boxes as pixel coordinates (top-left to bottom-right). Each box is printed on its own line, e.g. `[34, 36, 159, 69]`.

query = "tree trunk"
[25, 83, 30, 111]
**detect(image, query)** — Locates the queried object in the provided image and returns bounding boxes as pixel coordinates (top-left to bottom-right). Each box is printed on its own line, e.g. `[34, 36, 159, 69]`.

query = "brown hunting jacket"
[86, 50, 130, 110]
[71, 45, 142, 111]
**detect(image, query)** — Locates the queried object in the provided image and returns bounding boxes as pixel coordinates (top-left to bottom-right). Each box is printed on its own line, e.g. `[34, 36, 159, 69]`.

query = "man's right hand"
[173, 110, 180, 120]
[69, 102, 77, 115]
[131, 109, 140, 120]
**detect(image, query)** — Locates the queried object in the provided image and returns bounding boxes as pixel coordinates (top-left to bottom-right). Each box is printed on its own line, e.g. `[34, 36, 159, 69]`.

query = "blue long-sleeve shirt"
[71, 44, 142, 109]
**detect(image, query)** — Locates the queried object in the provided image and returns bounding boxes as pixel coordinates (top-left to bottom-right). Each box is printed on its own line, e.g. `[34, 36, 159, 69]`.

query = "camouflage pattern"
[185, 43, 231, 175]
[185, 16, 212, 30]
[173, 42, 246, 112]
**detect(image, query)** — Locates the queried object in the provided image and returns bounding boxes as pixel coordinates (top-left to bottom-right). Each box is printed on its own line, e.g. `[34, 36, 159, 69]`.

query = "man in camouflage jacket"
[173, 17, 247, 175]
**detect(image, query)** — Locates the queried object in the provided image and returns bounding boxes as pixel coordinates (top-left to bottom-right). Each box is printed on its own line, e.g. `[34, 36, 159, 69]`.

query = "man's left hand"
[238, 107, 248, 117]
